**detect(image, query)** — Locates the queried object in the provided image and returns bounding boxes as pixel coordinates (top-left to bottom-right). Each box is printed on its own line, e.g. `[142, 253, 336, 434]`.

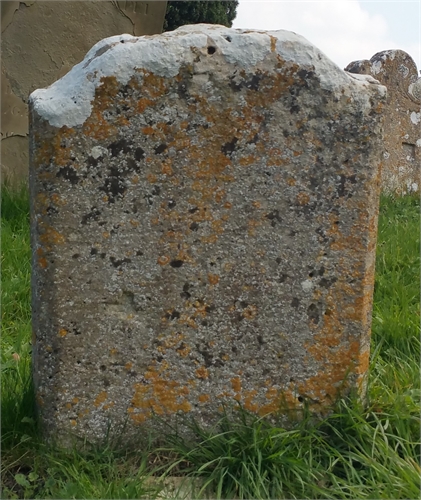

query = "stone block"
[345, 50, 420, 195]
[29, 25, 386, 445]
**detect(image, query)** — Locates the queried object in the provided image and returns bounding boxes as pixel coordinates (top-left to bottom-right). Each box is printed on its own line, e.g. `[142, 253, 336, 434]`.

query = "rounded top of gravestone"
[29, 24, 386, 129]
[345, 49, 419, 103]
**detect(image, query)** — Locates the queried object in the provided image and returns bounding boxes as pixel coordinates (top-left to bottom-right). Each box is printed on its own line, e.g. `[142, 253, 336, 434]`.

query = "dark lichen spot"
[134, 147, 145, 161]
[170, 260, 184, 268]
[90, 248, 98, 255]
[247, 133, 259, 144]
[307, 303, 319, 324]
[100, 253, 106, 259]
[168, 200, 176, 208]
[154, 143, 168, 154]
[221, 137, 238, 156]
[257, 335, 264, 345]
[46, 205, 58, 215]
[265, 210, 282, 226]
[72, 253, 80, 259]
[56, 165, 79, 185]
[189, 222, 199, 231]
[207, 46, 216, 54]
[166, 310, 180, 320]
[291, 297, 300, 308]
[279, 273, 288, 283]
[81, 207, 101, 225]
[189, 206, 199, 213]
[87, 156, 98, 167]
[136, 250, 143, 256]
[108, 138, 131, 157]
[319, 277, 337, 288]
[99, 166, 128, 202]
[110, 256, 131, 268]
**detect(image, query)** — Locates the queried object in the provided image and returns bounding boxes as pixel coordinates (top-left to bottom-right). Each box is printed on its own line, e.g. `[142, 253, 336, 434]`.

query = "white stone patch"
[416, 139, 421, 147]
[410, 111, 420, 125]
[301, 280, 314, 292]
[90, 146, 108, 159]
[30, 24, 386, 129]
[371, 60, 383, 75]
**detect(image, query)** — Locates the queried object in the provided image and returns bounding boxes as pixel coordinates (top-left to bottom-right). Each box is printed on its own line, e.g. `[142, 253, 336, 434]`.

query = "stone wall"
[1, 0, 167, 186]
[345, 50, 420, 195]
[29, 25, 386, 445]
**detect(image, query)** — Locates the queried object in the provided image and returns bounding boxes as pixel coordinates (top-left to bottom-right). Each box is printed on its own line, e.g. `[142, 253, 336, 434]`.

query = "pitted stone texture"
[30, 24, 385, 445]
[346, 50, 420, 195]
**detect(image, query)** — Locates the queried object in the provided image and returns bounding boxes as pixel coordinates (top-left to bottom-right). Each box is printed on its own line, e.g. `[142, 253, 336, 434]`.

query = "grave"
[29, 24, 386, 445]
[346, 50, 420, 195]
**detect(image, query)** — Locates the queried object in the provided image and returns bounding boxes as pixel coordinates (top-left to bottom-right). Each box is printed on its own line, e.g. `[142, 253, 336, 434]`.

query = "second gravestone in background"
[29, 25, 386, 446]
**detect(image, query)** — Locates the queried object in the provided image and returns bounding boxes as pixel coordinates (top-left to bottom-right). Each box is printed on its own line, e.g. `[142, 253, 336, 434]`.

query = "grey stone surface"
[346, 50, 420, 195]
[29, 24, 386, 445]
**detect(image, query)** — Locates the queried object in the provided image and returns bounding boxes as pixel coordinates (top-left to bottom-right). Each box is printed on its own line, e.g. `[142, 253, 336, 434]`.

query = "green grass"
[1, 185, 420, 499]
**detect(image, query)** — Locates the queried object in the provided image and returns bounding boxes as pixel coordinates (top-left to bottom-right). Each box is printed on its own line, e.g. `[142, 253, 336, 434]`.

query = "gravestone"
[1, 0, 167, 186]
[29, 25, 386, 445]
[345, 50, 420, 195]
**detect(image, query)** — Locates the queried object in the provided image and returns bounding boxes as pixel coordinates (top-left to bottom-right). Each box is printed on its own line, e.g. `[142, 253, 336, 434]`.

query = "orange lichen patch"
[129, 365, 191, 423]
[70, 419, 77, 427]
[58, 329, 67, 338]
[161, 159, 173, 176]
[176, 343, 191, 357]
[224, 201, 232, 209]
[131, 175, 139, 184]
[147, 173, 157, 183]
[296, 192, 310, 205]
[39, 226, 65, 246]
[208, 274, 220, 285]
[109, 348, 118, 355]
[270, 35, 277, 53]
[129, 219, 139, 227]
[201, 234, 218, 244]
[94, 391, 108, 407]
[38, 257, 48, 269]
[252, 201, 261, 209]
[125, 362, 133, 371]
[103, 402, 115, 410]
[195, 366, 209, 379]
[243, 304, 258, 320]
[157, 255, 170, 266]
[102, 195, 109, 202]
[214, 189, 226, 203]
[83, 110, 118, 140]
[198, 394, 210, 403]
[72, 397, 79, 404]
[243, 389, 258, 412]
[102, 231, 110, 239]
[239, 154, 256, 167]
[65, 403, 72, 410]
[247, 219, 261, 236]
[231, 377, 242, 393]
[287, 177, 296, 186]
[137, 97, 153, 113]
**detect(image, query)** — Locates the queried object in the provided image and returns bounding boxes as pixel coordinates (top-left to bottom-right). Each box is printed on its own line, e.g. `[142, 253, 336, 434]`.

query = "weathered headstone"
[345, 50, 420, 195]
[30, 25, 386, 445]
[1, 0, 167, 186]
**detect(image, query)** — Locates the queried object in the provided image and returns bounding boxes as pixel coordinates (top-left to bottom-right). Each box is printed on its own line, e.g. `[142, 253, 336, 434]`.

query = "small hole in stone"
[297, 396, 304, 402]
[207, 46, 216, 54]
[100, 365, 107, 371]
